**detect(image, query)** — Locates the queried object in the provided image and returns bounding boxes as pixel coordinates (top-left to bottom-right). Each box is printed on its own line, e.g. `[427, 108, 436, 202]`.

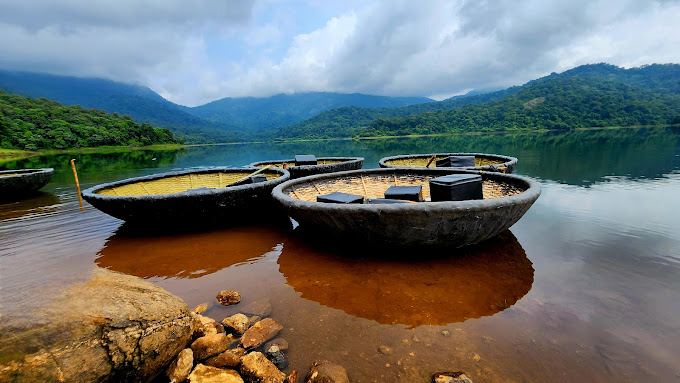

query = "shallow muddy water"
[1, 127, 680, 382]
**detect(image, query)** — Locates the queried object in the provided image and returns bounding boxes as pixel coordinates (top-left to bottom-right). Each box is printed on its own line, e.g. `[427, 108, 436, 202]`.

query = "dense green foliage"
[185, 92, 432, 133]
[274, 64, 680, 139]
[0, 70, 242, 144]
[266, 87, 521, 139]
[0, 90, 179, 150]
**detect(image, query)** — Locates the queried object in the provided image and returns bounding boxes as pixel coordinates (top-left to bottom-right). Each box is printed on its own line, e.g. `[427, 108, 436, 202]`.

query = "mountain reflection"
[96, 223, 288, 279]
[278, 230, 534, 327]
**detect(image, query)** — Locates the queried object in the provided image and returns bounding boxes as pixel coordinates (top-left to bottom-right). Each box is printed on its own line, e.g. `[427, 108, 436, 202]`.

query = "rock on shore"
[0, 268, 195, 383]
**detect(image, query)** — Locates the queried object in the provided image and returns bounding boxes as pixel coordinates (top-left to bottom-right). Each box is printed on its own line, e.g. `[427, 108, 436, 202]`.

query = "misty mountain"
[182, 92, 432, 133]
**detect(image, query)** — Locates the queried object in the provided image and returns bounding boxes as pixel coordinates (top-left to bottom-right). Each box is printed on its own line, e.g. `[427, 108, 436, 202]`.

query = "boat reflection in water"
[0, 192, 60, 220]
[96, 223, 290, 279]
[278, 230, 534, 327]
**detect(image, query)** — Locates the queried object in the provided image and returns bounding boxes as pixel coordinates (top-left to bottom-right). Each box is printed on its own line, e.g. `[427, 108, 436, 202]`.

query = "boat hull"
[0, 168, 54, 200]
[272, 168, 540, 248]
[379, 152, 518, 173]
[82, 167, 290, 224]
[250, 157, 364, 178]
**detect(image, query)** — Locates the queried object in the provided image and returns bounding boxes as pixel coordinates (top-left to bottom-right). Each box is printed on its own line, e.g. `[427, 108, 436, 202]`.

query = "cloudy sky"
[0, 0, 679, 106]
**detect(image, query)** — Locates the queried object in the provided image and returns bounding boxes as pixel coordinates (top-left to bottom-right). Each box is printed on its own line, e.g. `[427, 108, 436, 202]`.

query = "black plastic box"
[429, 174, 483, 202]
[384, 185, 423, 202]
[317, 191, 364, 204]
[436, 155, 475, 168]
[295, 154, 318, 166]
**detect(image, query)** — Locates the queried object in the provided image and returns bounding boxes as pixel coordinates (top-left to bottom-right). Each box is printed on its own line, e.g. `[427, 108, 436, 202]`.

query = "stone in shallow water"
[305, 360, 350, 383]
[191, 333, 231, 361]
[193, 314, 225, 338]
[241, 298, 272, 317]
[222, 313, 251, 335]
[167, 348, 194, 383]
[378, 345, 392, 355]
[286, 370, 299, 383]
[241, 318, 283, 349]
[188, 364, 244, 383]
[240, 351, 286, 383]
[193, 303, 209, 314]
[432, 371, 475, 383]
[264, 338, 289, 352]
[204, 347, 247, 368]
[265, 347, 289, 370]
[216, 289, 242, 306]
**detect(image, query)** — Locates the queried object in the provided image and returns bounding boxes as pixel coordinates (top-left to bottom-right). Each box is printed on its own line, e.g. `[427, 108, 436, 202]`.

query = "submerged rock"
[286, 370, 299, 383]
[240, 351, 286, 383]
[193, 303, 209, 314]
[241, 298, 272, 317]
[222, 313, 251, 335]
[167, 348, 194, 383]
[217, 289, 242, 306]
[189, 364, 244, 383]
[378, 345, 392, 355]
[0, 268, 194, 383]
[191, 333, 232, 361]
[432, 371, 475, 383]
[204, 347, 247, 368]
[265, 347, 289, 370]
[241, 318, 283, 349]
[265, 338, 289, 352]
[305, 360, 350, 383]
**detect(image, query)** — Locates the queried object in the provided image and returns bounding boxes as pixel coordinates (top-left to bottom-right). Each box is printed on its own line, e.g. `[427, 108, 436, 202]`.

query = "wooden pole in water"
[70, 159, 84, 212]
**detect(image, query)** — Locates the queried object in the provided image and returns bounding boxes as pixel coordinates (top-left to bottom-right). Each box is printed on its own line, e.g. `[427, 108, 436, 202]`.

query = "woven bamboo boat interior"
[96, 171, 282, 196]
[285, 173, 524, 202]
[254, 159, 347, 168]
[385, 156, 503, 167]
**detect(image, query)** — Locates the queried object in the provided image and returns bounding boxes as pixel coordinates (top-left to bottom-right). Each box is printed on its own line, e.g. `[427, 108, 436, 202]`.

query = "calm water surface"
[1, 127, 679, 382]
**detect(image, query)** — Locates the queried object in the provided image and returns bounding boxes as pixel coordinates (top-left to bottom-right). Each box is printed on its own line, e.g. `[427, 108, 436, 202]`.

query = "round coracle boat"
[82, 167, 289, 223]
[379, 152, 518, 173]
[250, 157, 364, 179]
[0, 168, 54, 199]
[272, 168, 540, 248]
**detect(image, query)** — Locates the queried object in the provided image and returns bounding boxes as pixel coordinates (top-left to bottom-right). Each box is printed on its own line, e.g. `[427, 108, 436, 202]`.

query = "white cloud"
[0, 0, 679, 106]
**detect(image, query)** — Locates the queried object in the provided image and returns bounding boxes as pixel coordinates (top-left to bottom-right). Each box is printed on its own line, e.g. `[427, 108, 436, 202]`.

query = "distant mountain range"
[1, 63, 679, 144]
[184, 92, 432, 133]
[0, 70, 431, 142]
[274, 63, 680, 139]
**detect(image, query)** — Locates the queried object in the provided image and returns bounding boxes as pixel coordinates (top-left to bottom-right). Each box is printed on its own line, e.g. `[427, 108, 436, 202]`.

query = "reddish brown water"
[2, 129, 679, 382]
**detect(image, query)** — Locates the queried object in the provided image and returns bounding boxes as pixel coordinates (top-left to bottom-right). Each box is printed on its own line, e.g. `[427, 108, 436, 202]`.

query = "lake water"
[1, 127, 679, 382]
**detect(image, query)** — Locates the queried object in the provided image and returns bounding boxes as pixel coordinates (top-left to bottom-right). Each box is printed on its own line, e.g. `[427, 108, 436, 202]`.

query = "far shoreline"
[2, 124, 676, 162]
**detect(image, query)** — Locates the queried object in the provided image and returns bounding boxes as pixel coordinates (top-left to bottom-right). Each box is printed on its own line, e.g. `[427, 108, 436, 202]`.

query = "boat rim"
[378, 152, 518, 168]
[250, 156, 364, 168]
[82, 167, 290, 200]
[272, 168, 540, 213]
[0, 168, 54, 176]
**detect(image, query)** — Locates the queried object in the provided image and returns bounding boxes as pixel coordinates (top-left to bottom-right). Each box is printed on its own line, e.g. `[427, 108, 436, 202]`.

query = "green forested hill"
[266, 87, 521, 139]
[186, 92, 433, 133]
[0, 90, 179, 150]
[274, 64, 680, 139]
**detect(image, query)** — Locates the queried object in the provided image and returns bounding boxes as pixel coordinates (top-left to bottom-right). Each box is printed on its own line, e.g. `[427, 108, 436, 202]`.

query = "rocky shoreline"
[0, 268, 472, 383]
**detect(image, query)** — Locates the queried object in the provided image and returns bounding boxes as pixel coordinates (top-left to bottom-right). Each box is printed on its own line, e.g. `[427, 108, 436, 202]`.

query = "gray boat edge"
[250, 156, 364, 178]
[378, 152, 518, 173]
[272, 167, 541, 248]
